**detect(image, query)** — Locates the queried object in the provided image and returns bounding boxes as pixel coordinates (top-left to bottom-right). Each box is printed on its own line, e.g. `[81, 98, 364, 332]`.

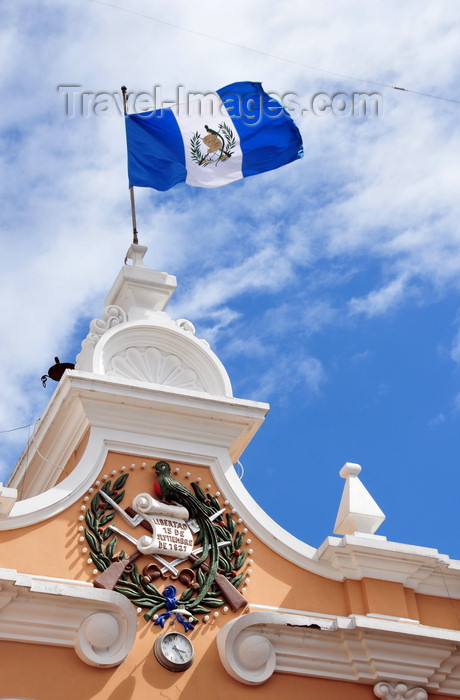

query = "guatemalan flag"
[125, 81, 303, 191]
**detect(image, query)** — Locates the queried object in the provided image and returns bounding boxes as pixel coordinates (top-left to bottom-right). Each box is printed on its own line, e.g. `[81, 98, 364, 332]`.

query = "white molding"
[0, 568, 137, 667]
[217, 609, 460, 693]
[316, 534, 460, 598]
[2, 372, 269, 528]
[6, 371, 267, 498]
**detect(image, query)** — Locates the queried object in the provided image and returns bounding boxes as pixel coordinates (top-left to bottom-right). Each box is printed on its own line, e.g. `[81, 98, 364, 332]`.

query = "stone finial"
[333, 462, 385, 536]
[374, 682, 428, 700]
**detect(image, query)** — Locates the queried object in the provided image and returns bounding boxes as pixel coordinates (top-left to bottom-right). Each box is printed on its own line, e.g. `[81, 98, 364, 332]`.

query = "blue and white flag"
[125, 81, 303, 191]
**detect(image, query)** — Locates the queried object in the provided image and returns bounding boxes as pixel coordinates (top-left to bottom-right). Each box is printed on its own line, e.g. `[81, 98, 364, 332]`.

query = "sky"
[1, 1, 460, 559]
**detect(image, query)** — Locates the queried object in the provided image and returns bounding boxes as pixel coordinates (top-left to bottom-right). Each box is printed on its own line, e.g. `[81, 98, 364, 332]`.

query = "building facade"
[1, 245, 460, 700]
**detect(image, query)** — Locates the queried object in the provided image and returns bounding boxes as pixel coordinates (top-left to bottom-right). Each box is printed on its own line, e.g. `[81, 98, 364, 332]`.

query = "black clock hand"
[173, 645, 186, 660]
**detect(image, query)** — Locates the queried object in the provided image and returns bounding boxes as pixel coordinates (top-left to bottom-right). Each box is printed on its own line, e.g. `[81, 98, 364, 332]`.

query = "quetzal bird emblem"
[154, 460, 219, 605]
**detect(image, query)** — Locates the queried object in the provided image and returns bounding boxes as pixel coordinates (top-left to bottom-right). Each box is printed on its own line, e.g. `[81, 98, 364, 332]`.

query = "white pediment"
[75, 245, 233, 397]
[92, 322, 232, 397]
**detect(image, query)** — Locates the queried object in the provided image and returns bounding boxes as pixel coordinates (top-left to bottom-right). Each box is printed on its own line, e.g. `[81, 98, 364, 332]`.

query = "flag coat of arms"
[125, 81, 303, 191]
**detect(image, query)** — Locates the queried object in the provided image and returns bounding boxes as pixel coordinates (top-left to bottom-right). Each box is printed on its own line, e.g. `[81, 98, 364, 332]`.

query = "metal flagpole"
[129, 186, 139, 245]
[121, 86, 139, 245]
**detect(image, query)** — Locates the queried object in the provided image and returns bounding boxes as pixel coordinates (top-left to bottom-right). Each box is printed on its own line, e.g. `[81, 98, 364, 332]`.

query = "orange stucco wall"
[1, 636, 456, 700]
[1, 451, 459, 700]
[0, 639, 403, 700]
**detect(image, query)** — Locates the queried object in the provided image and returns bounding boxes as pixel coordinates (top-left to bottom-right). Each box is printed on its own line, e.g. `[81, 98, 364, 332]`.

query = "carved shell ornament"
[105, 346, 205, 390]
[81, 464, 250, 632]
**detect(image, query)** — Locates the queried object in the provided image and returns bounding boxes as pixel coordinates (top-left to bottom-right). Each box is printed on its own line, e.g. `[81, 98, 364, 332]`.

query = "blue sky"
[1, 1, 460, 558]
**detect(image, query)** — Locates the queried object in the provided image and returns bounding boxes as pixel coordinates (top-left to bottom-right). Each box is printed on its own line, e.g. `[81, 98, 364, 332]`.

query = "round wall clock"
[153, 631, 194, 672]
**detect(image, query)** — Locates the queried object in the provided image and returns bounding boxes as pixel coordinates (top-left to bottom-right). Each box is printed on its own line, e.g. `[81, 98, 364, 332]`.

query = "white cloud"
[191, 307, 241, 348]
[243, 353, 326, 400]
[428, 413, 445, 428]
[348, 274, 411, 317]
[298, 356, 326, 394]
[170, 244, 295, 319]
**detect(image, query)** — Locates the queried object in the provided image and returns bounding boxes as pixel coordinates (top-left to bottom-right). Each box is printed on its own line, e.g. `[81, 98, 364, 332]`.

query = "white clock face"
[154, 632, 194, 671]
[162, 633, 193, 663]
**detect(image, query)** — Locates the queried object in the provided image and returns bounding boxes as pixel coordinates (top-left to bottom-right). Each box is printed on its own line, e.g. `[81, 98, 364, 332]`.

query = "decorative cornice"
[217, 608, 460, 693]
[0, 568, 137, 667]
[3, 371, 269, 528]
[316, 533, 460, 598]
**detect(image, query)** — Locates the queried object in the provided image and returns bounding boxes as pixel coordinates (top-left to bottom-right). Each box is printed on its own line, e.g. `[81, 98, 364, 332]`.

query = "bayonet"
[99, 490, 144, 527]
[209, 507, 226, 522]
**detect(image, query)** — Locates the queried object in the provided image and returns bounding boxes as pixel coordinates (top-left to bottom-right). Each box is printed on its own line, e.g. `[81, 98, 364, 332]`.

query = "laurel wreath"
[190, 132, 204, 166]
[84, 473, 247, 625]
[218, 122, 236, 153]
